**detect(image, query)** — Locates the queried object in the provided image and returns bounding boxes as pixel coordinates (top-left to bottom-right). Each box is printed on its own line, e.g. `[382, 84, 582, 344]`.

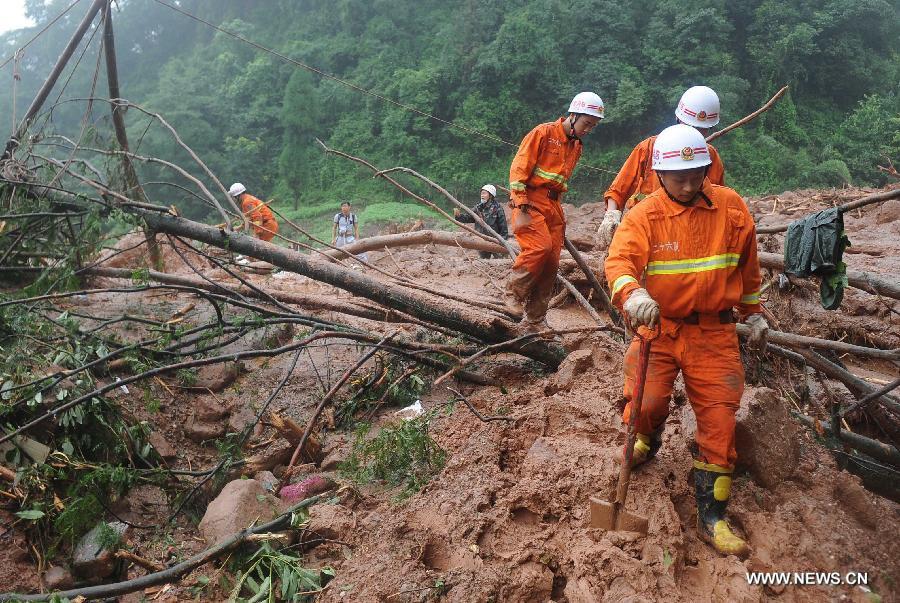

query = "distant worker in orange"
[228, 183, 279, 242]
[598, 86, 726, 247]
[507, 91, 605, 334]
[605, 124, 768, 559]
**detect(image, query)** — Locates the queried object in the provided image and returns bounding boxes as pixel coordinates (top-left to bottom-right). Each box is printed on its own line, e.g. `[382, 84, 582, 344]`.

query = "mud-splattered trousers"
[605, 179, 762, 469]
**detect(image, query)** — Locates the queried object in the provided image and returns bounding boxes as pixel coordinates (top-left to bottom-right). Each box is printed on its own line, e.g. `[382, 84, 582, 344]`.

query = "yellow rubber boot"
[693, 462, 750, 559]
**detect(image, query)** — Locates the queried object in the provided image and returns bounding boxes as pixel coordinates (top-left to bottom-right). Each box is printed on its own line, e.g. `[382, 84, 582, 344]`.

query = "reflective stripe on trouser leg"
[681, 324, 744, 469]
[622, 333, 678, 436]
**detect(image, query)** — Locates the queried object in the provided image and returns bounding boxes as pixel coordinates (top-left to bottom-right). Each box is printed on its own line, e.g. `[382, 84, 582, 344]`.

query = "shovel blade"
[589, 497, 648, 534]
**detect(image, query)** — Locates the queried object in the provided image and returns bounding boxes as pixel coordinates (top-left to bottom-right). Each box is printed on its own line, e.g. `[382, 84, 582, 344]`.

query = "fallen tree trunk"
[758, 251, 900, 300]
[138, 211, 565, 367]
[757, 187, 900, 235]
[85, 266, 425, 325]
[792, 347, 900, 415]
[735, 323, 900, 361]
[795, 413, 900, 468]
[323, 229, 508, 258]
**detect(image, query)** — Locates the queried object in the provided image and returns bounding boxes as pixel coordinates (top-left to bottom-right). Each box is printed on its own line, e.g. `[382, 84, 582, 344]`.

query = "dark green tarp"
[783, 207, 850, 310]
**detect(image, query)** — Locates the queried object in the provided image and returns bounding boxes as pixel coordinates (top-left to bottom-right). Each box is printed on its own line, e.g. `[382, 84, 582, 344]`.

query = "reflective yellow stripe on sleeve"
[510, 181, 527, 191]
[611, 275, 638, 295]
[740, 291, 760, 304]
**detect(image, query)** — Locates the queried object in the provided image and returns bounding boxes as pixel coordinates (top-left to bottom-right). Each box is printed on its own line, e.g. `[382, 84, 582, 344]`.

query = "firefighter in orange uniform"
[604, 124, 768, 558]
[228, 182, 279, 242]
[598, 86, 726, 247]
[506, 92, 605, 333]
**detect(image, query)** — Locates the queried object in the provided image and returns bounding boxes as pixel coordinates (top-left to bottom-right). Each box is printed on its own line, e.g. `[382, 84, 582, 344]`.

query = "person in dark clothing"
[455, 184, 509, 258]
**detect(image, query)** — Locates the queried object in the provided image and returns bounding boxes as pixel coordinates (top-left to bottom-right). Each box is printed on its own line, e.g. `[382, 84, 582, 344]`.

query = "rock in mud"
[147, 431, 177, 460]
[72, 521, 129, 579]
[833, 474, 879, 529]
[195, 396, 229, 421]
[44, 566, 75, 590]
[875, 199, 900, 225]
[735, 388, 799, 488]
[547, 349, 594, 394]
[185, 414, 227, 443]
[254, 470, 279, 492]
[280, 474, 336, 503]
[198, 478, 285, 545]
[193, 362, 243, 392]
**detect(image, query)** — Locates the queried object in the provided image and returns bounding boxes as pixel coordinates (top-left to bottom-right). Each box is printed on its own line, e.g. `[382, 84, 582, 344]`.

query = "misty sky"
[0, 1, 35, 35]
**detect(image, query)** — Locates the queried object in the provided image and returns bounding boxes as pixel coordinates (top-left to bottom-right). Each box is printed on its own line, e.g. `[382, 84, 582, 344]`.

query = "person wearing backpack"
[332, 202, 359, 248]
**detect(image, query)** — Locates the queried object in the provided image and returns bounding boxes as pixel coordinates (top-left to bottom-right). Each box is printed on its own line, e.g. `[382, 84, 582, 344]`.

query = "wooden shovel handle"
[614, 327, 658, 507]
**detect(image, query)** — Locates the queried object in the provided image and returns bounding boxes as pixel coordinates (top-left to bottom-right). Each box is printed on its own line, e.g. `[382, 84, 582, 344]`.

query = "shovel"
[590, 327, 656, 534]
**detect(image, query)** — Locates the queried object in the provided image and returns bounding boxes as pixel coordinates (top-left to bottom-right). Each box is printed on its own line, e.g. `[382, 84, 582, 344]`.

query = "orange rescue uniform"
[240, 194, 279, 242]
[605, 179, 761, 469]
[604, 136, 725, 211]
[508, 117, 582, 320]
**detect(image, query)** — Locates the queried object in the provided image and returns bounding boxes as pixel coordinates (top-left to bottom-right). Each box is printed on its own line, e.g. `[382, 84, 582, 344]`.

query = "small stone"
[72, 521, 129, 579]
[546, 349, 593, 394]
[44, 566, 75, 590]
[254, 471, 279, 492]
[185, 415, 226, 444]
[193, 362, 243, 392]
[147, 431, 176, 460]
[195, 396, 229, 421]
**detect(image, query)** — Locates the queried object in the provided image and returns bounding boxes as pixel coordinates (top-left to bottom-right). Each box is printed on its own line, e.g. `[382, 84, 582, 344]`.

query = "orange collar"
[653, 178, 718, 216]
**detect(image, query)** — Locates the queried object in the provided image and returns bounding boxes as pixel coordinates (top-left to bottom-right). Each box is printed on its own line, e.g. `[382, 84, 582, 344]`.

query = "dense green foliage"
[2, 0, 898, 228]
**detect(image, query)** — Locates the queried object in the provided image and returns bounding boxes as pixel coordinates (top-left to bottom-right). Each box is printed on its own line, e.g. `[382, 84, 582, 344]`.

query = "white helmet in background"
[481, 184, 497, 198]
[568, 92, 605, 119]
[228, 182, 247, 196]
[652, 124, 712, 171]
[675, 86, 720, 127]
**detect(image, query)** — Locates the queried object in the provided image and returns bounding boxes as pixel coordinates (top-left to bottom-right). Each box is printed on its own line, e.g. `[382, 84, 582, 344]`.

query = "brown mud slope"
[3, 186, 897, 601]
[312, 186, 900, 602]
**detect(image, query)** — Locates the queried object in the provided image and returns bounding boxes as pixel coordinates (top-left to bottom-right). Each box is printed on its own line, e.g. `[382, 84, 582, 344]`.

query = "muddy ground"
[1, 185, 899, 602]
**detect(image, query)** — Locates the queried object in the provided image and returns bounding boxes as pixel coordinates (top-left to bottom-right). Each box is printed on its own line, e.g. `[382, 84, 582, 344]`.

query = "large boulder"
[735, 388, 800, 488]
[199, 479, 286, 545]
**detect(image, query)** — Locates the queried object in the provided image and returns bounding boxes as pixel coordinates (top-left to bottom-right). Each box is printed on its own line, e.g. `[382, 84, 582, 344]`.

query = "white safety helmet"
[568, 92, 605, 119]
[228, 182, 247, 197]
[481, 184, 497, 198]
[675, 86, 720, 127]
[652, 124, 712, 171]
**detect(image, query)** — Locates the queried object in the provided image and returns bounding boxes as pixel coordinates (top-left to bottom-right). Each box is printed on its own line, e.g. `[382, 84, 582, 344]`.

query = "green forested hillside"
[2, 0, 898, 225]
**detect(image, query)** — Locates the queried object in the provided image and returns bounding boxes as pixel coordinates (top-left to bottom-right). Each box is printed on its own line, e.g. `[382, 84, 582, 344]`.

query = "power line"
[0, 0, 84, 71]
[150, 0, 618, 178]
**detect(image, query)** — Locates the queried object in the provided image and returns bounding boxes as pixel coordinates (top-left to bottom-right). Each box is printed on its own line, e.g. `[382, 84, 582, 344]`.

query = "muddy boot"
[618, 429, 663, 469]
[505, 268, 533, 319]
[511, 318, 543, 337]
[694, 465, 750, 559]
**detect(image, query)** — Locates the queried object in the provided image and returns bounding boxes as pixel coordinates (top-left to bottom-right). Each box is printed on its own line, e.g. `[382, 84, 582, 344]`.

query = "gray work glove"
[597, 208, 622, 248]
[623, 287, 659, 330]
[745, 313, 769, 350]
